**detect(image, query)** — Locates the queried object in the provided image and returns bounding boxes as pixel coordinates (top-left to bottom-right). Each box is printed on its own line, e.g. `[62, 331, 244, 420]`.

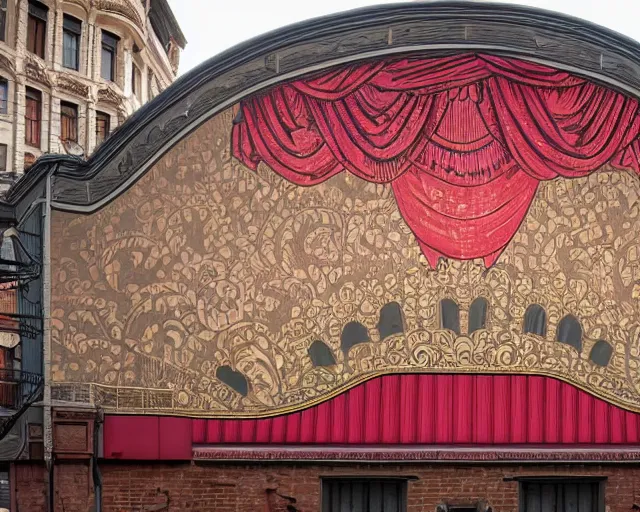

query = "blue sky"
[167, 0, 640, 75]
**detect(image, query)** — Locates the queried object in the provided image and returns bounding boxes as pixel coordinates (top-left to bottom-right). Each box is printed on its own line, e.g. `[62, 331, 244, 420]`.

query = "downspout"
[43, 168, 53, 512]
[92, 409, 103, 512]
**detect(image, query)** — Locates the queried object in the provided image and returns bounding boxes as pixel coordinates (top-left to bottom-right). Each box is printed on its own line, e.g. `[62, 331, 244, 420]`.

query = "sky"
[167, 0, 640, 76]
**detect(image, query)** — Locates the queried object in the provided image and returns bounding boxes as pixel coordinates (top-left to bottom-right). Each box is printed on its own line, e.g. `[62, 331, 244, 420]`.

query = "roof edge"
[7, 1, 640, 210]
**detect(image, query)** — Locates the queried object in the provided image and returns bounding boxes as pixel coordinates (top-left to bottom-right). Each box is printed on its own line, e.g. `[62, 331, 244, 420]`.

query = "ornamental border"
[192, 445, 640, 463]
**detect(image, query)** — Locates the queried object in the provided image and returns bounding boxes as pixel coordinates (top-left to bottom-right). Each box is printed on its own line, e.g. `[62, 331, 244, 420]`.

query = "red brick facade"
[11, 461, 640, 511]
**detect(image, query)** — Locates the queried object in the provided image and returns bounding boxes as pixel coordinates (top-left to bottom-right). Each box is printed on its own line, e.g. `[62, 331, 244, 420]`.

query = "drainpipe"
[92, 409, 103, 512]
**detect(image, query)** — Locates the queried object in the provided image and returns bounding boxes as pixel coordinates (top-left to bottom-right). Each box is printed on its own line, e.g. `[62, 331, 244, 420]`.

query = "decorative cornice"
[192, 445, 640, 463]
[56, 74, 90, 98]
[9, 1, 640, 208]
[24, 54, 51, 88]
[97, 84, 124, 107]
[64, 0, 91, 13]
[94, 0, 143, 31]
[0, 54, 15, 75]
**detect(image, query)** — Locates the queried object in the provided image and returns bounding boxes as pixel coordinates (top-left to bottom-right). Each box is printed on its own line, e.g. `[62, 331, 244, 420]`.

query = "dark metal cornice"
[7, 1, 640, 211]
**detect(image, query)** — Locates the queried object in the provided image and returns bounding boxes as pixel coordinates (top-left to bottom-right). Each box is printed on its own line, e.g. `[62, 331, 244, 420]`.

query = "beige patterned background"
[49, 108, 640, 417]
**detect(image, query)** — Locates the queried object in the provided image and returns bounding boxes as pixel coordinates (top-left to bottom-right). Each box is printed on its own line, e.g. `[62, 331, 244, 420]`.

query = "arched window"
[340, 321, 370, 354]
[524, 304, 547, 336]
[589, 339, 613, 366]
[468, 297, 488, 334]
[378, 302, 404, 340]
[440, 298, 460, 335]
[556, 314, 582, 352]
[308, 340, 336, 367]
[216, 365, 249, 397]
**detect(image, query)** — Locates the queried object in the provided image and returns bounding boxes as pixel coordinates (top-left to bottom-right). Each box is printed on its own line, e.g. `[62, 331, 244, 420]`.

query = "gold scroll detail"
[50, 109, 640, 417]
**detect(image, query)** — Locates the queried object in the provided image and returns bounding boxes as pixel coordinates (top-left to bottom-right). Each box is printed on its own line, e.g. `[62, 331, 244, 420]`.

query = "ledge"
[192, 445, 640, 463]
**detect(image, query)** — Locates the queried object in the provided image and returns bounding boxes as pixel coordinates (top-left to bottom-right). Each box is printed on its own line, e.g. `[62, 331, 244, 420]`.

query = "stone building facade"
[0, 0, 185, 191]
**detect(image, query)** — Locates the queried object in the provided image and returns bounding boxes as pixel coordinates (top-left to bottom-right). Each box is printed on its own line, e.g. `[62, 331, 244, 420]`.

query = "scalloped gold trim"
[51, 366, 640, 419]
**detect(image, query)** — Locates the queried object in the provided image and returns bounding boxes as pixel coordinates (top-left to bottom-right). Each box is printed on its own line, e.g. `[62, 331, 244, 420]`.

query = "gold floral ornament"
[50, 109, 640, 417]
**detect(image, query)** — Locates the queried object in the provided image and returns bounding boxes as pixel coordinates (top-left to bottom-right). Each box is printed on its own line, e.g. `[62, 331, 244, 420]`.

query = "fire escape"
[0, 226, 44, 440]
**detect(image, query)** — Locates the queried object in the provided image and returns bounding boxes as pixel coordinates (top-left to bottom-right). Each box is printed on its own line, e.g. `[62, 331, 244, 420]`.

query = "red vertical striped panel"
[416, 374, 436, 443]
[436, 375, 453, 443]
[493, 376, 510, 444]
[104, 374, 640, 460]
[453, 375, 472, 443]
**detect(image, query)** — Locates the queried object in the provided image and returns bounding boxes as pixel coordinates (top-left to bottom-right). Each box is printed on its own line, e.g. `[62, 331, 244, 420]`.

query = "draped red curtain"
[232, 54, 640, 267]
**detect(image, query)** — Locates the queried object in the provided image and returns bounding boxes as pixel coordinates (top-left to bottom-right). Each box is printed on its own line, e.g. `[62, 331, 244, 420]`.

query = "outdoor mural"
[50, 54, 640, 417]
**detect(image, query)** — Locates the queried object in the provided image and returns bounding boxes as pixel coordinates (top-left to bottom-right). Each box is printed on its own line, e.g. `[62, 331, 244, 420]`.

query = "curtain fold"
[232, 54, 640, 267]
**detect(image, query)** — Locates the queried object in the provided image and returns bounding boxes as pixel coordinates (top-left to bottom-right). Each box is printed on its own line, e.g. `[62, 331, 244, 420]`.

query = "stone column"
[86, 98, 96, 154]
[48, 94, 60, 153]
[51, 0, 63, 70]
[12, 77, 25, 173]
[123, 40, 133, 98]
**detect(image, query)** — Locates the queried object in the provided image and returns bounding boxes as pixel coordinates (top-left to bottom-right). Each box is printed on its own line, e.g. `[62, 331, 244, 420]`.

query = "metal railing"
[0, 369, 43, 410]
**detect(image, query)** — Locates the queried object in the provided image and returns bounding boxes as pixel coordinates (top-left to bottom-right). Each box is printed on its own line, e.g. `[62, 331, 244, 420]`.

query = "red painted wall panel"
[194, 374, 640, 445]
[104, 374, 640, 460]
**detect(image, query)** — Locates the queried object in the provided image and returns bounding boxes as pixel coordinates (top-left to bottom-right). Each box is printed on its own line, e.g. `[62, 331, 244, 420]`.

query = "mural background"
[50, 108, 640, 417]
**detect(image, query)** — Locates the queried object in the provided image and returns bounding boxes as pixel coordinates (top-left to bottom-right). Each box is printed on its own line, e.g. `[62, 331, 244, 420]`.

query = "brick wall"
[14, 461, 640, 512]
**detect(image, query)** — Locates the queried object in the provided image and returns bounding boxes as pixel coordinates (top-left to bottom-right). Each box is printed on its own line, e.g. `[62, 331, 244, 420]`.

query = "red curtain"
[232, 54, 640, 267]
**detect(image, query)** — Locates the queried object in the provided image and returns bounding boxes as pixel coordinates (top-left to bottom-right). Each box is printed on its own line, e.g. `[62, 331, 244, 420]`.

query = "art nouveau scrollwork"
[49, 101, 640, 417]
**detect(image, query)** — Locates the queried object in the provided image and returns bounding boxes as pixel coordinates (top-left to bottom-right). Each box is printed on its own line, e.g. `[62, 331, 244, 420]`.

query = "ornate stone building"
[0, 0, 185, 191]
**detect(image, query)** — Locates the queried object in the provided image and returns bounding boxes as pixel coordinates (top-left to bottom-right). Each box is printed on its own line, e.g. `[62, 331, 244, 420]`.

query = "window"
[27, 1, 48, 59]
[60, 101, 78, 143]
[25, 87, 42, 148]
[468, 297, 488, 334]
[590, 340, 613, 367]
[340, 321, 370, 354]
[132, 63, 141, 99]
[378, 302, 404, 340]
[62, 14, 81, 71]
[519, 479, 604, 512]
[440, 298, 460, 335]
[0, 144, 7, 172]
[556, 314, 582, 352]
[0, 78, 7, 114]
[0, 0, 7, 42]
[322, 479, 407, 512]
[524, 304, 547, 337]
[215, 365, 248, 397]
[308, 340, 336, 367]
[100, 30, 119, 81]
[95, 111, 110, 146]
[0, 467, 9, 511]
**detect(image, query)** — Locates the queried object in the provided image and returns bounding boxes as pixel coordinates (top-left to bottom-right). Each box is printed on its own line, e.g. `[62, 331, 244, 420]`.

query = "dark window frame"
[523, 304, 547, 337]
[95, 110, 111, 146]
[0, 0, 8, 43]
[440, 298, 461, 335]
[0, 143, 7, 173]
[0, 464, 9, 510]
[517, 477, 605, 512]
[321, 477, 409, 512]
[60, 101, 78, 143]
[62, 14, 82, 71]
[25, 87, 42, 148]
[27, 0, 48, 59]
[0, 77, 8, 115]
[468, 297, 489, 334]
[100, 30, 119, 81]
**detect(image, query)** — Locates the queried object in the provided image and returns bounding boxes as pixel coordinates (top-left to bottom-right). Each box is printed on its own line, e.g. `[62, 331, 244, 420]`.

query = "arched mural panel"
[49, 54, 640, 417]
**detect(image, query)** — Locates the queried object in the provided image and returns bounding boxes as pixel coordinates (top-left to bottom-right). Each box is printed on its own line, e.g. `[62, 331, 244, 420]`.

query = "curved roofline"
[8, 1, 640, 211]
